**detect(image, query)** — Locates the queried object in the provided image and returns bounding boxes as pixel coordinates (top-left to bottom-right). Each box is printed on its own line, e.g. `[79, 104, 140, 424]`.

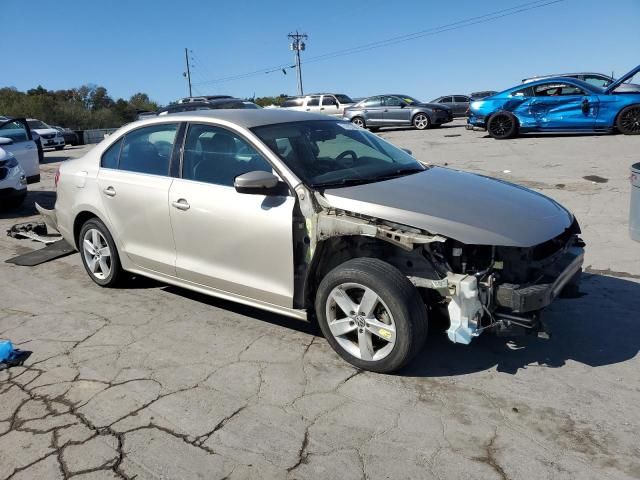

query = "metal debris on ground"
[7, 222, 63, 244]
[5, 239, 75, 266]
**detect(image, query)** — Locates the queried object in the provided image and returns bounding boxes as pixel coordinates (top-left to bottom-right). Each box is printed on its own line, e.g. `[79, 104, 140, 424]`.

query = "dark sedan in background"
[343, 94, 452, 130]
[158, 98, 260, 115]
[53, 126, 79, 146]
[430, 95, 470, 117]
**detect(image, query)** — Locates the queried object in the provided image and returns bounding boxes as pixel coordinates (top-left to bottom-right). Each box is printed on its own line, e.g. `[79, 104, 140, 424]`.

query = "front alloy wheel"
[326, 283, 396, 362]
[315, 258, 428, 373]
[413, 113, 430, 130]
[487, 111, 518, 139]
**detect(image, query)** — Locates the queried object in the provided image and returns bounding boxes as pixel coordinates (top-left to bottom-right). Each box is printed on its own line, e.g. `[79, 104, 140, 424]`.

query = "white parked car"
[280, 93, 355, 117]
[27, 118, 65, 150]
[0, 118, 40, 184]
[0, 148, 27, 208]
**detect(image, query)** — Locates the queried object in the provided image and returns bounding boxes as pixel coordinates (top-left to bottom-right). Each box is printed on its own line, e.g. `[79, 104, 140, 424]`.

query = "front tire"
[487, 111, 518, 139]
[351, 117, 366, 129]
[616, 105, 640, 135]
[315, 258, 428, 373]
[412, 113, 431, 130]
[79, 218, 124, 287]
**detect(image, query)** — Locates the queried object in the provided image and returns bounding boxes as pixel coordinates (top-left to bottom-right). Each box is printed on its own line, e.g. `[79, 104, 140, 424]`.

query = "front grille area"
[41, 133, 55, 139]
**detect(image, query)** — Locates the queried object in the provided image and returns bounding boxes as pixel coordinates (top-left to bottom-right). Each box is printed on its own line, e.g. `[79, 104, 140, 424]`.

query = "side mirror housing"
[0, 137, 13, 145]
[234, 170, 287, 195]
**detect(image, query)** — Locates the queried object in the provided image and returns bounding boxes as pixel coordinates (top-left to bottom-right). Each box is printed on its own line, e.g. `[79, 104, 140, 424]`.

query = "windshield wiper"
[314, 167, 425, 189]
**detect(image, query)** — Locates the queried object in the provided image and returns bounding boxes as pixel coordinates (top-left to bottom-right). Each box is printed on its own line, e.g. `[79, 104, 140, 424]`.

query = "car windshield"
[252, 120, 426, 188]
[27, 120, 50, 129]
[335, 94, 354, 104]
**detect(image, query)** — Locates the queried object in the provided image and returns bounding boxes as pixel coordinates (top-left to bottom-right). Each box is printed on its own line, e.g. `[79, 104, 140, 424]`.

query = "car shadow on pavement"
[162, 285, 322, 337]
[0, 191, 56, 220]
[402, 272, 640, 377]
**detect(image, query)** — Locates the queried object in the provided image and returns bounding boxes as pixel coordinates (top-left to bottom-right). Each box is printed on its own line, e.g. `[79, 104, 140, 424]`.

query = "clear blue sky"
[3, 0, 639, 105]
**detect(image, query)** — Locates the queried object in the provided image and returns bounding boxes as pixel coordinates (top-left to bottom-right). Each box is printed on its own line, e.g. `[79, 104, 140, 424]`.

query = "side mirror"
[400, 148, 412, 156]
[234, 170, 286, 195]
[0, 137, 13, 145]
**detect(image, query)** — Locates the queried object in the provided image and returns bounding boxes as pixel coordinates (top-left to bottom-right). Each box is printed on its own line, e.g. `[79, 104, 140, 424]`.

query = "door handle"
[103, 186, 116, 197]
[320, 107, 325, 110]
[171, 199, 190, 211]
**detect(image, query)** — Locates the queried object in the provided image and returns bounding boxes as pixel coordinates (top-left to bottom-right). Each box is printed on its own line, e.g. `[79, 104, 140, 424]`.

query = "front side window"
[182, 124, 272, 187]
[252, 120, 425, 188]
[454, 96, 470, 103]
[335, 94, 354, 104]
[117, 123, 178, 175]
[322, 96, 338, 106]
[534, 83, 585, 96]
[384, 96, 405, 107]
[0, 120, 29, 143]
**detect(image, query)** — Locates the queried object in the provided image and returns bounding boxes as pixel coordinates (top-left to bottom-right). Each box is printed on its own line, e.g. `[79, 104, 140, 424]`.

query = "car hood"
[33, 128, 59, 135]
[322, 167, 573, 247]
[605, 64, 640, 93]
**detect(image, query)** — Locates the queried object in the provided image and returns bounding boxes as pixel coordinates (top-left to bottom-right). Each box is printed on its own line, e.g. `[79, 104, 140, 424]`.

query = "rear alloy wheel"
[79, 218, 124, 287]
[487, 111, 518, 139]
[315, 258, 428, 373]
[616, 105, 640, 135]
[351, 117, 366, 128]
[412, 113, 431, 130]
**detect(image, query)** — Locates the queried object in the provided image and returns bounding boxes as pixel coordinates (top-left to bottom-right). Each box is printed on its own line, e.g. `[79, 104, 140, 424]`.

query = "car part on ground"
[630, 163, 640, 242]
[468, 64, 640, 138]
[7, 221, 62, 244]
[343, 94, 453, 131]
[5, 239, 74, 266]
[36, 109, 585, 373]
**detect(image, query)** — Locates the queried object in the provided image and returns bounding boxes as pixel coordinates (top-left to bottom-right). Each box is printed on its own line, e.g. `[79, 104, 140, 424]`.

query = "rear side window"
[307, 96, 320, 106]
[363, 97, 383, 108]
[454, 96, 469, 103]
[101, 138, 123, 168]
[103, 124, 178, 175]
[440, 96, 453, 103]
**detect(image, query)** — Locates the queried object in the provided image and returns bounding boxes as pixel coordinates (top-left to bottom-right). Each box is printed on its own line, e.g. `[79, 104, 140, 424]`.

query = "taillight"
[54, 168, 60, 188]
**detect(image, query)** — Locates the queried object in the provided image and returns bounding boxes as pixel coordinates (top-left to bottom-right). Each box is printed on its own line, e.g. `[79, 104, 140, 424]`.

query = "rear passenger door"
[96, 123, 180, 276]
[361, 96, 386, 125]
[304, 96, 322, 113]
[453, 96, 470, 116]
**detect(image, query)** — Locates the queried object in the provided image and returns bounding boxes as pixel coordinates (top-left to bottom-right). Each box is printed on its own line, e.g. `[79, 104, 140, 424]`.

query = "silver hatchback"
[40, 110, 584, 373]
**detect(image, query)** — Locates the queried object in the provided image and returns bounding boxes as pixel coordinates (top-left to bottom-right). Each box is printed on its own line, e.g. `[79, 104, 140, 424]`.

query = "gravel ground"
[1, 124, 639, 480]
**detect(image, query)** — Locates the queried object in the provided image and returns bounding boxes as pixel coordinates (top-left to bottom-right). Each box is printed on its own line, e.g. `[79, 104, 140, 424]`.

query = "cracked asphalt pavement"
[1, 123, 639, 479]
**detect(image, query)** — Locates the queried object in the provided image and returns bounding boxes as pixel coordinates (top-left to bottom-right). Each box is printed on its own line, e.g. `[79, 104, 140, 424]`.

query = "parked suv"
[281, 93, 355, 117]
[27, 119, 65, 150]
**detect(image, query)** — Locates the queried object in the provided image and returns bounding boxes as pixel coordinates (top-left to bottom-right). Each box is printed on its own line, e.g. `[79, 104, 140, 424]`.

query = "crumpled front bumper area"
[495, 246, 584, 313]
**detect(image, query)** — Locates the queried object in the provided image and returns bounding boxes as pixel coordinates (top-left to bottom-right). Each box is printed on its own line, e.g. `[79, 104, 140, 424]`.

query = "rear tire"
[78, 218, 124, 287]
[315, 258, 428, 373]
[616, 105, 640, 135]
[487, 111, 519, 139]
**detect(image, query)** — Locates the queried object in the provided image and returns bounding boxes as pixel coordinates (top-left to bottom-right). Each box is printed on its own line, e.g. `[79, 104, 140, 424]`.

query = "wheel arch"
[72, 210, 112, 250]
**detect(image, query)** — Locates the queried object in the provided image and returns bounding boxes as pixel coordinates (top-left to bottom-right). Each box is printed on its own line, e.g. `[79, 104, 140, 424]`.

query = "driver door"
[382, 96, 411, 125]
[529, 82, 598, 130]
[168, 123, 296, 307]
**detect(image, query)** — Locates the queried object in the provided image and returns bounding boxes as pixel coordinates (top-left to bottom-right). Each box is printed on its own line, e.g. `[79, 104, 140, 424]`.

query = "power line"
[193, 0, 564, 87]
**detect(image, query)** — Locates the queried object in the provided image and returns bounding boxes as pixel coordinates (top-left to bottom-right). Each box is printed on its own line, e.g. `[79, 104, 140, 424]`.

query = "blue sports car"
[468, 65, 640, 139]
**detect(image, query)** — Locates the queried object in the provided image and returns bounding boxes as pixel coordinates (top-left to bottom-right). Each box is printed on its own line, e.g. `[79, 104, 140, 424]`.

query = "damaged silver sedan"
[38, 110, 584, 373]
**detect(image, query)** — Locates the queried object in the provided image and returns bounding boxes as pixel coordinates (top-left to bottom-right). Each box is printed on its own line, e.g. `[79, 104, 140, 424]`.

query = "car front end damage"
[294, 185, 584, 344]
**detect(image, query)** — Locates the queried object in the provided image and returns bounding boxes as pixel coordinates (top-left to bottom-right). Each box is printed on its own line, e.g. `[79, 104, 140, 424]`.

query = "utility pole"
[288, 32, 307, 96]
[184, 48, 192, 97]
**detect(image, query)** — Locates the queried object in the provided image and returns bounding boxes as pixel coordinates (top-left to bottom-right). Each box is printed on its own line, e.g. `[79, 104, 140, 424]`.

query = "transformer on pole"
[288, 31, 307, 96]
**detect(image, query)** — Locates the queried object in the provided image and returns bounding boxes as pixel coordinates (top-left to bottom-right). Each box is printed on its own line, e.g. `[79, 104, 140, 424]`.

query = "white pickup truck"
[280, 93, 355, 117]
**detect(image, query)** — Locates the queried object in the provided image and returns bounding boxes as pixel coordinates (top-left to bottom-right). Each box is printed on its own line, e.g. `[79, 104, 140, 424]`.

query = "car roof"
[149, 108, 335, 128]
[523, 72, 612, 82]
[508, 76, 600, 92]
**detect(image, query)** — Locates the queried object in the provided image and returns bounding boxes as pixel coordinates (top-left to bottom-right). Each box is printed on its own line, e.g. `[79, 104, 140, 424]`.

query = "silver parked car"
[342, 94, 453, 130]
[38, 110, 584, 373]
